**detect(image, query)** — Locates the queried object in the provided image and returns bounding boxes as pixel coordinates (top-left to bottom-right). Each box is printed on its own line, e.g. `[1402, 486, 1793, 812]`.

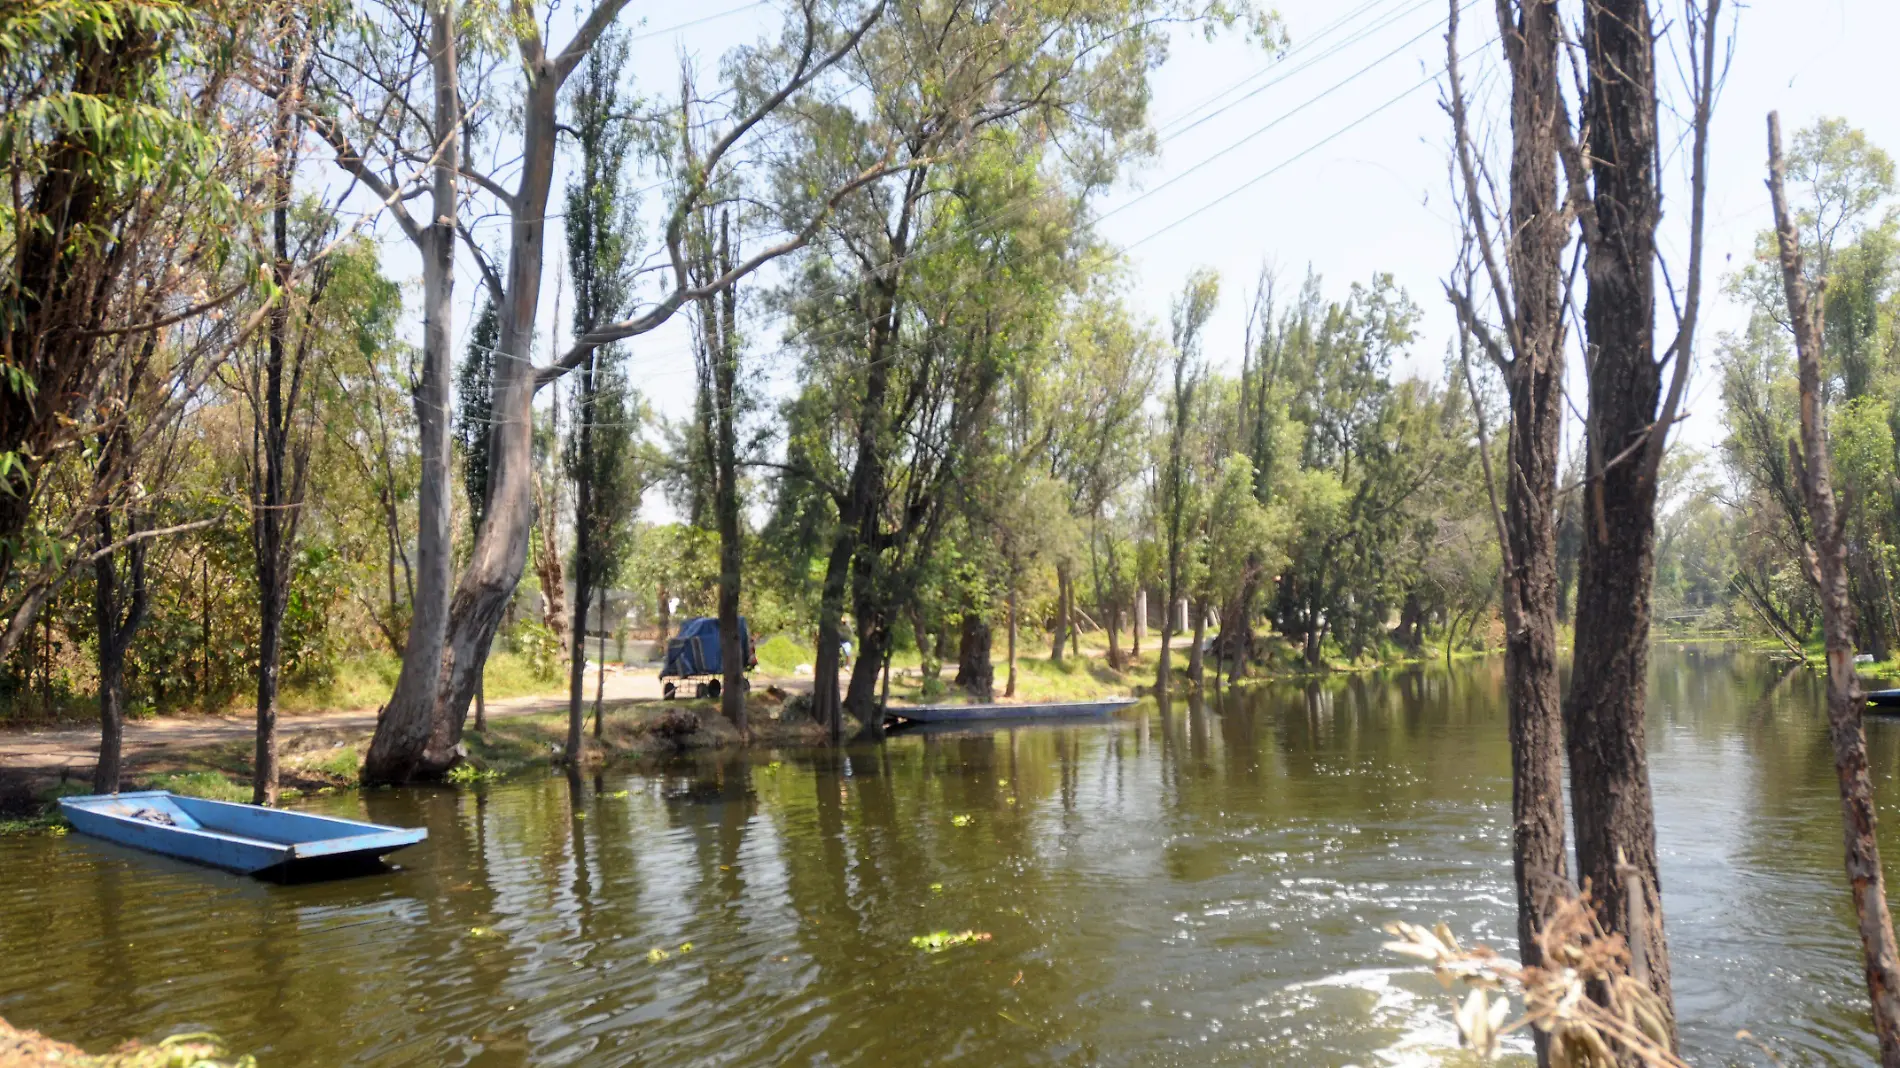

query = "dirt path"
[0, 668, 810, 776]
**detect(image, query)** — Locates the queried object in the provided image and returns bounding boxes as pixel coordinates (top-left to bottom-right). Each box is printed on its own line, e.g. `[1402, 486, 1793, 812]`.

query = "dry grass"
[1385, 893, 1687, 1066]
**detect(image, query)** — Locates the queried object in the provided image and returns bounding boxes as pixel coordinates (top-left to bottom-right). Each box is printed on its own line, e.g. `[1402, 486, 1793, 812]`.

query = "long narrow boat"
[883, 696, 1136, 729]
[1868, 689, 1900, 709]
[58, 791, 426, 878]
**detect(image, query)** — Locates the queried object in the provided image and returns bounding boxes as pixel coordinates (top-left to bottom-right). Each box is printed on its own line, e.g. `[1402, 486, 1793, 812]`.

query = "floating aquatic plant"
[910, 930, 991, 953]
[951, 815, 973, 827]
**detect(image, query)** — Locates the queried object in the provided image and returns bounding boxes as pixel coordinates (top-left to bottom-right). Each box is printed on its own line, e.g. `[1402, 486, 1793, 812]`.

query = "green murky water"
[1, 647, 1893, 1065]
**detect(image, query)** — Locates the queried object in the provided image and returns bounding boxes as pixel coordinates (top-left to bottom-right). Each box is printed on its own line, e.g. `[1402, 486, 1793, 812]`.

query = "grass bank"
[0, 692, 843, 830]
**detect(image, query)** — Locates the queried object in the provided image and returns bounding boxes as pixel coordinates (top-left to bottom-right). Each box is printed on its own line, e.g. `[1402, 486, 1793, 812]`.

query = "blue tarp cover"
[660, 617, 753, 678]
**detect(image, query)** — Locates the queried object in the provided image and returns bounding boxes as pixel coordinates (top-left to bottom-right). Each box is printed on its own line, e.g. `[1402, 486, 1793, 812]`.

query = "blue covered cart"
[660, 616, 757, 699]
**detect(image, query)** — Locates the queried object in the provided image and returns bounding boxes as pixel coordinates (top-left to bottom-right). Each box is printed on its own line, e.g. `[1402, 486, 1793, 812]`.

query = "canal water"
[0, 646, 1892, 1065]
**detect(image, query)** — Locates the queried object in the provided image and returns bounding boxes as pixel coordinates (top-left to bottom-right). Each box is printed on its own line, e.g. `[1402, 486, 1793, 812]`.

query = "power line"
[1127, 46, 1487, 250]
[1159, 0, 1442, 146]
[629, 1, 771, 42]
[1100, 2, 1460, 226]
[466, 1, 1468, 402]
[1153, 0, 1401, 135]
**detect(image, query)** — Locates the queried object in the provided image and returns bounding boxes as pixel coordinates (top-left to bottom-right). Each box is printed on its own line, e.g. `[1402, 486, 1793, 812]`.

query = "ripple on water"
[0, 650, 1888, 1065]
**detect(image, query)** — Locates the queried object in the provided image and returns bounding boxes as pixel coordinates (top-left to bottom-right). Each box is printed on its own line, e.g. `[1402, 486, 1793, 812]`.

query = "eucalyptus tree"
[0, 0, 259, 658]
[241, 22, 341, 804]
[306, 0, 465, 782]
[766, 0, 1255, 734]
[1265, 273, 1427, 665]
[562, 28, 642, 758]
[687, 210, 749, 730]
[314, 0, 893, 781]
[1191, 453, 1283, 684]
[1155, 269, 1218, 698]
[1031, 286, 1161, 664]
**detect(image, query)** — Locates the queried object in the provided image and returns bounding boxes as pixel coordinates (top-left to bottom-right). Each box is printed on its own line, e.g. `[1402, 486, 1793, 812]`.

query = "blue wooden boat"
[58, 791, 426, 877]
[883, 696, 1136, 729]
[1869, 688, 1900, 709]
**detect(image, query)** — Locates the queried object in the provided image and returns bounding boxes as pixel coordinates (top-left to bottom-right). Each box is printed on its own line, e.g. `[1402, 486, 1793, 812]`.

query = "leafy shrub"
[755, 634, 812, 675]
[506, 617, 564, 682]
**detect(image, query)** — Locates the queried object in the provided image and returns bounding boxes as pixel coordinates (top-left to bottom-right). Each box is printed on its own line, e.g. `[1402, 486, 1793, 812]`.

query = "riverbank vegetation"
[8, 0, 1900, 1059]
[3, 0, 1515, 779]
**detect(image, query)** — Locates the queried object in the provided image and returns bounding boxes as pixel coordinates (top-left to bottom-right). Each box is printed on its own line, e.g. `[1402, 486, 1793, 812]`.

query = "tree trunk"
[254, 565, 283, 806]
[1769, 110, 1900, 1067]
[1006, 582, 1019, 698]
[1049, 562, 1069, 663]
[1068, 578, 1081, 660]
[955, 610, 993, 700]
[1132, 586, 1145, 658]
[363, 0, 459, 784]
[91, 510, 145, 795]
[814, 536, 852, 736]
[1567, 0, 1671, 1015]
[565, 352, 595, 765]
[1447, 0, 1576, 1031]
[1187, 597, 1206, 687]
[710, 225, 745, 733]
[1106, 601, 1124, 671]
[412, 54, 571, 775]
[535, 475, 570, 656]
[593, 583, 606, 738]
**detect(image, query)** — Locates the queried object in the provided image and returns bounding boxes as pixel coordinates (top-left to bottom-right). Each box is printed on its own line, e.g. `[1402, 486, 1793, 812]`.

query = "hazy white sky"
[367, 0, 1900, 499]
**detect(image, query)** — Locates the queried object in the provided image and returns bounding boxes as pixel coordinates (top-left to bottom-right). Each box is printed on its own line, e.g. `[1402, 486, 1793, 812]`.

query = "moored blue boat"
[58, 791, 426, 877]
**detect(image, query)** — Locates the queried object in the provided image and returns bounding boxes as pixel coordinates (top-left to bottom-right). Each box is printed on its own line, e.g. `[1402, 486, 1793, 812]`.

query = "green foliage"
[456, 296, 498, 532]
[1717, 117, 1900, 652]
[505, 617, 564, 684]
[755, 634, 812, 675]
[139, 770, 249, 803]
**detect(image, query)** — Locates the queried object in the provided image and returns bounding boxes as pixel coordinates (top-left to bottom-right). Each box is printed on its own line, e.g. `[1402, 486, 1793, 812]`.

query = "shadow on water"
[0, 646, 1890, 1065]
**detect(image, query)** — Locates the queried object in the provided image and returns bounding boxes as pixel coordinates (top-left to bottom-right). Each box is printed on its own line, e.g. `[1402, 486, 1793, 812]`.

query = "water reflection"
[0, 647, 1889, 1065]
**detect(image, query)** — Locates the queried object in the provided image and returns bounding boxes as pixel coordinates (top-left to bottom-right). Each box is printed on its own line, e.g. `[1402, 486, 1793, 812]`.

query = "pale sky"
[359, 0, 1900, 512]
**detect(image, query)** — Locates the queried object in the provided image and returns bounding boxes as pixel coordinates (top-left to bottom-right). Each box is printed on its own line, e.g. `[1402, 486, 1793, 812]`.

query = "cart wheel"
[707, 679, 722, 699]
[694, 681, 709, 699]
[663, 682, 676, 701]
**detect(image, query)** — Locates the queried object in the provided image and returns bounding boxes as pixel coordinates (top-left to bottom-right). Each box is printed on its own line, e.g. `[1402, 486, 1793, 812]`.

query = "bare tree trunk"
[593, 583, 606, 738]
[535, 473, 570, 655]
[815, 538, 850, 735]
[1187, 597, 1206, 687]
[565, 352, 595, 765]
[92, 510, 146, 795]
[1567, 0, 1672, 1014]
[710, 223, 746, 734]
[1068, 579, 1080, 660]
[416, 50, 568, 774]
[363, 0, 458, 784]
[1049, 562, 1069, 663]
[1444, 4, 1572, 1047]
[1769, 111, 1900, 1066]
[1006, 581, 1019, 698]
[1132, 586, 1144, 659]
